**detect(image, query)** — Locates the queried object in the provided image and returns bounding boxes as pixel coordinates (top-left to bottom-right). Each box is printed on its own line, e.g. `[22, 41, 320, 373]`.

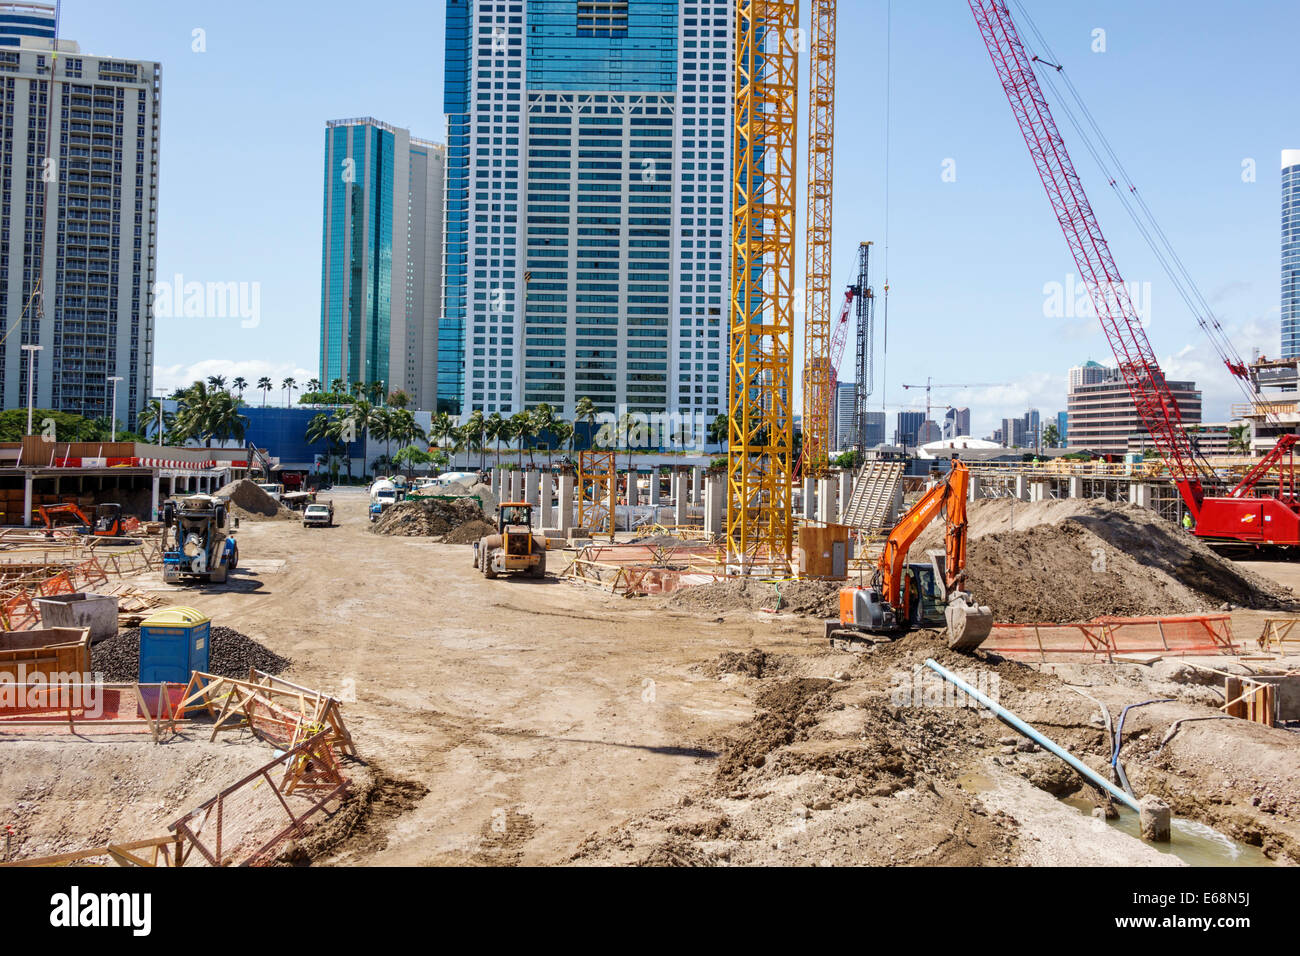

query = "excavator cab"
[829, 459, 993, 653]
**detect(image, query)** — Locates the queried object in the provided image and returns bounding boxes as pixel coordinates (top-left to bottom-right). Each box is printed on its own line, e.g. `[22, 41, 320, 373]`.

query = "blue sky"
[62, 0, 1298, 435]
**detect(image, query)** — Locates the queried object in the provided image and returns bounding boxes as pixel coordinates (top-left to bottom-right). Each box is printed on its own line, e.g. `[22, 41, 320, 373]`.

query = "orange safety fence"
[984, 614, 1242, 663]
[0, 682, 190, 740]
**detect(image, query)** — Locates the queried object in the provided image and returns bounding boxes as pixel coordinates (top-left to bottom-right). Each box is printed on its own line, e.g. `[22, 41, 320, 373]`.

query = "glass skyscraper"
[441, 0, 732, 419]
[319, 119, 445, 408]
[1283, 150, 1300, 359]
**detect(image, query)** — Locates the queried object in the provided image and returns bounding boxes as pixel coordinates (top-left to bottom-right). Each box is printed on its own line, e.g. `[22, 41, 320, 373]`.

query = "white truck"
[302, 501, 334, 528]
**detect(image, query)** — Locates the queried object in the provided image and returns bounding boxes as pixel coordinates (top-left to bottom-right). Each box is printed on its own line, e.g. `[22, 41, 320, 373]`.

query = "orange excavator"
[828, 458, 993, 652]
[38, 502, 129, 538]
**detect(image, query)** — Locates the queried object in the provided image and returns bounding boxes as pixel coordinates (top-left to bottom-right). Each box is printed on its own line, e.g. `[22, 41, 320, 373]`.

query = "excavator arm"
[876, 461, 971, 607]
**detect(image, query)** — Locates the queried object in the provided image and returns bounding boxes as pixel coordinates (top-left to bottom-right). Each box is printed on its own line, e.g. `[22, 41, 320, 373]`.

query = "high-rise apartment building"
[1069, 360, 1107, 391]
[441, 0, 733, 419]
[1284, 150, 1300, 359]
[895, 410, 925, 448]
[832, 381, 854, 450]
[0, 5, 160, 428]
[319, 118, 445, 409]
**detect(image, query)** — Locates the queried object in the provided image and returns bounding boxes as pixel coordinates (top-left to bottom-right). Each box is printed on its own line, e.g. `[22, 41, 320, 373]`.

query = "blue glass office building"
[0, 3, 55, 47]
[320, 119, 445, 408]
[1284, 150, 1300, 359]
[442, 0, 733, 418]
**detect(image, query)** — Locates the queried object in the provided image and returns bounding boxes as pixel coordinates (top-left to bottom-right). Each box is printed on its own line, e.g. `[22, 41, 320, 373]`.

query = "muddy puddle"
[1059, 796, 1277, 867]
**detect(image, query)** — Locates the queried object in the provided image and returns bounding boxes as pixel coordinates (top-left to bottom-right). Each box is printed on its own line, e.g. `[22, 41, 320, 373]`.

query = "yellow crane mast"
[729, 0, 801, 573]
[802, 0, 837, 477]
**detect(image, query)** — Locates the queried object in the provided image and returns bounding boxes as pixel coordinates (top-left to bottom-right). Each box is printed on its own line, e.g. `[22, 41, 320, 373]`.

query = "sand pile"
[917, 499, 1295, 624]
[214, 479, 296, 521]
[664, 578, 842, 618]
[370, 498, 494, 543]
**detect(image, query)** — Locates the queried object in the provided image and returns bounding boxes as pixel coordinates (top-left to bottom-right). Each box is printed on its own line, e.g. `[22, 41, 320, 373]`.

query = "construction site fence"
[0, 541, 162, 630]
[983, 614, 1240, 663]
[0, 681, 190, 741]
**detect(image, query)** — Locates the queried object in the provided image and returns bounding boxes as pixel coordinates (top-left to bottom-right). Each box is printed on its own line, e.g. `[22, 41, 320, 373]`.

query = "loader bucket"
[946, 593, 994, 652]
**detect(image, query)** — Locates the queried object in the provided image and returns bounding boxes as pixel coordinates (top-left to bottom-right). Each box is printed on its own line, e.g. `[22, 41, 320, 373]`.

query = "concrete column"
[538, 473, 554, 530]
[22, 474, 32, 527]
[151, 474, 160, 522]
[817, 477, 836, 524]
[649, 470, 662, 506]
[1029, 482, 1046, 503]
[1069, 476, 1083, 499]
[1140, 795, 1171, 843]
[838, 469, 853, 520]
[674, 471, 689, 527]
[691, 467, 703, 505]
[510, 470, 524, 503]
[558, 474, 575, 534]
[627, 471, 640, 507]
[968, 473, 982, 502]
[802, 476, 816, 520]
[1130, 484, 1153, 509]
[1014, 475, 1030, 501]
[525, 470, 540, 514]
[704, 475, 725, 535]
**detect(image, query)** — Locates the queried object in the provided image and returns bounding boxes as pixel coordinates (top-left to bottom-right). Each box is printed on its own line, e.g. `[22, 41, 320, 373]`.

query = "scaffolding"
[577, 450, 616, 542]
[801, 0, 836, 476]
[729, 0, 800, 574]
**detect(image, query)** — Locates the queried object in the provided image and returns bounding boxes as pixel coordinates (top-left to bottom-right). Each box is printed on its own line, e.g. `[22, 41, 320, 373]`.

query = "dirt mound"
[917, 499, 1295, 624]
[426, 480, 498, 516]
[92, 625, 292, 683]
[214, 479, 295, 521]
[664, 578, 842, 618]
[370, 498, 491, 542]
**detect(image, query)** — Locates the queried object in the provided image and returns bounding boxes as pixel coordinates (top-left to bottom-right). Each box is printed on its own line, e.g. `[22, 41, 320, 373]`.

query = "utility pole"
[107, 376, 123, 441]
[22, 344, 42, 436]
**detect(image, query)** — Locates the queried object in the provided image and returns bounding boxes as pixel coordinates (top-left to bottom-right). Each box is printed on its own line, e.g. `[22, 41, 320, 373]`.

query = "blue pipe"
[923, 659, 1142, 814]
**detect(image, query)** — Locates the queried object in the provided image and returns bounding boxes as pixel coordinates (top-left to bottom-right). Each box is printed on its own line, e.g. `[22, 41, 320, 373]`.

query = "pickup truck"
[302, 502, 334, 528]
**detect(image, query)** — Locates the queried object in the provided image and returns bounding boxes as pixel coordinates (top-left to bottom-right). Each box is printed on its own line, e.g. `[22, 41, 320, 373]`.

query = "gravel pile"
[91, 625, 292, 683]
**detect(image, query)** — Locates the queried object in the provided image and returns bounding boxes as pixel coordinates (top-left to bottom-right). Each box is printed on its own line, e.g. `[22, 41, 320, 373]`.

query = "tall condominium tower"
[442, 0, 733, 419]
[0, 3, 160, 428]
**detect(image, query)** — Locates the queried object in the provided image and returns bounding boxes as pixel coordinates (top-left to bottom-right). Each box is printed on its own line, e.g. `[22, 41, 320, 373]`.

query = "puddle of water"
[1061, 797, 1276, 867]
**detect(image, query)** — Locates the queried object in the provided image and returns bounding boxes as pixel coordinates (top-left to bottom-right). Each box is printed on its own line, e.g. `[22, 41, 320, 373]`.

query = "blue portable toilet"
[138, 607, 211, 683]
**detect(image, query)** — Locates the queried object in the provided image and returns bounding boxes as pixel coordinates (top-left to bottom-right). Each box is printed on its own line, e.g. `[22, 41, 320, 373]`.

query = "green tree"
[393, 444, 433, 479]
[140, 398, 174, 443]
[232, 376, 249, 400]
[485, 412, 507, 467]
[388, 389, 412, 409]
[1041, 423, 1061, 449]
[531, 403, 560, 468]
[510, 410, 537, 467]
[464, 409, 488, 470]
[207, 375, 228, 392]
[282, 377, 298, 407]
[257, 376, 273, 407]
[1228, 423, 1252, 456]
[574, 396, 598, 451]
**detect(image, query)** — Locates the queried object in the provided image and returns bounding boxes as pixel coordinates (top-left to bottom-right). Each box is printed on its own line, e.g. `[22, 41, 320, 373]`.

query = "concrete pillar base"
[1140, 795, 1171, 842]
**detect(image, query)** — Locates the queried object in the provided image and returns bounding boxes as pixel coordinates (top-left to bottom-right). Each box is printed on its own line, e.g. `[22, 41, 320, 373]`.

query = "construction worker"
[1182, 512, 1194, 532]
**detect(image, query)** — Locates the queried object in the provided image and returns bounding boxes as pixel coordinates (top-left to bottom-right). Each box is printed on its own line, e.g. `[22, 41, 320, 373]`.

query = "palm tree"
[232, 376, 248, 400]
[207, 375, 227, 392]
[510, 410, 537, 467]
[575, 396, 598, 452]
[174, 381, 248, 448]
[282, 377, 298, 407]
[430, 411, 456, 456]
[531, 403, 559, 468]
[551, 421, 575, 462]
[1041, 422, 1061, 449]
[351, 381, 366, 401]
[257, 376, 273, 407]
[485, 412, 507, 467]
[141, 398, 173, 444]
[464, 409, 487, 469]
[1228, 423, 1252, 456]
[330, 378, 346, 397]
[368, 381, 386, 405]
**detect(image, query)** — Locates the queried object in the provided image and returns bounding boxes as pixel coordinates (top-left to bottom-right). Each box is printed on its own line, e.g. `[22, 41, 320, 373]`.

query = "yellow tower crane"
[802, 0, 837, 478]
[729, 0, 801, 573]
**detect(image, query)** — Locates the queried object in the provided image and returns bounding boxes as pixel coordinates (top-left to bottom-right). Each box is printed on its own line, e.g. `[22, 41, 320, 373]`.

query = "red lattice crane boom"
[969, 0, 1300, 546]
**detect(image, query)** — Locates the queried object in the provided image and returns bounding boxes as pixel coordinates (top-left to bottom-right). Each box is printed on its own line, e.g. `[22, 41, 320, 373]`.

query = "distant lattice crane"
[853, 242, 877, 452]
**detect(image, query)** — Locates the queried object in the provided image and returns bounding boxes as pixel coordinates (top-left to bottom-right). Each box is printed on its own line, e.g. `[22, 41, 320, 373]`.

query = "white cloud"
[154, 359, 316, 397]
[932, 372, 1070, 439]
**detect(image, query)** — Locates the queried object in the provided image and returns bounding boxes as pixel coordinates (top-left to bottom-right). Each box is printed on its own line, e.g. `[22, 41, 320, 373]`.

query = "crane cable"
[1010, 0, 1277, 431]
[880, 0, 892, 415]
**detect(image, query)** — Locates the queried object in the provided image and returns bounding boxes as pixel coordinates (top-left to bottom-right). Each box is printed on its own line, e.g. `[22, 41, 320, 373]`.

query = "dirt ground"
[2, 489, 1298, 866]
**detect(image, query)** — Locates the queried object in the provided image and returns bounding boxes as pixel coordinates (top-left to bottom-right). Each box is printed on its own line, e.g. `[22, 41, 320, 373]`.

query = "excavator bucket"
[946, 593, 994, 652]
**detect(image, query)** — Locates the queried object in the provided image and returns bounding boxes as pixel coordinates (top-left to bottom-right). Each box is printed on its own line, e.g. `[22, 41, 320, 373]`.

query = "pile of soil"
[427, 480, 498, 516]
[663, 578, 842, 618]
[213, 479, 296, 521]
[917, 499, 1296, 624]
[92, 625, 292, 683]
[370, 498, 492, 543]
